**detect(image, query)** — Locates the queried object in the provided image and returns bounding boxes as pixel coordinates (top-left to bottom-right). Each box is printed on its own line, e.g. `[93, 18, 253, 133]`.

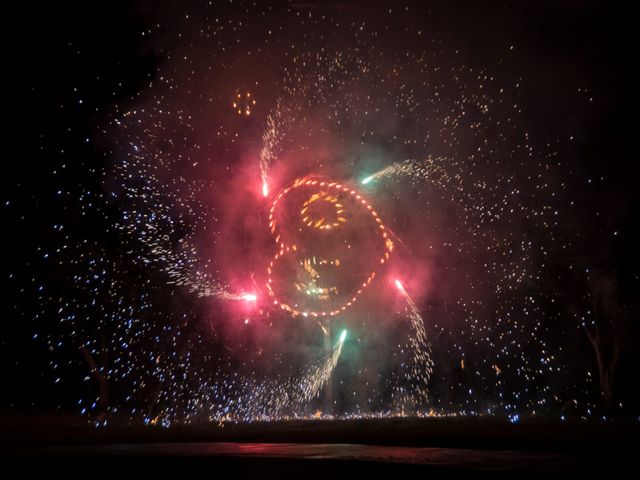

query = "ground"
[2, 416, 637, 477]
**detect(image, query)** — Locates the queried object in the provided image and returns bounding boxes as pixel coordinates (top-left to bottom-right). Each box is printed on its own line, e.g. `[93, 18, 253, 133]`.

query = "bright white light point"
[395, 279, 404, 291]
[339, 330, 347, 342]
[241, 293, 257, 302]
[262, 181, 269, 197]
[361, 175, 373, 185]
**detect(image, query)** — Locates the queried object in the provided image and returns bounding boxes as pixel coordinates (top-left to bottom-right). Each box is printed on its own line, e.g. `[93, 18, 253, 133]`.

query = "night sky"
[1, 1, 638, 423]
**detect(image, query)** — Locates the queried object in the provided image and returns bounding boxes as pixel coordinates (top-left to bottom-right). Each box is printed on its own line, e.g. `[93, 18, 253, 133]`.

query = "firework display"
[232, 91, 256, 117]
[12, 2, 628, 426]
[266, 177, 393, 318]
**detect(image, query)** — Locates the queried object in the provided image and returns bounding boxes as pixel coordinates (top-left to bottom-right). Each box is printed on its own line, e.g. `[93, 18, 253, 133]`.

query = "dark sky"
[1, 1, 638, 417]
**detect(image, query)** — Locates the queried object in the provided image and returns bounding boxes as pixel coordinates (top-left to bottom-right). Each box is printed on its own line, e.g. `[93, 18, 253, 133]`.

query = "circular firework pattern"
[266, 177, 394, 318]
[301, 191, 345, 230]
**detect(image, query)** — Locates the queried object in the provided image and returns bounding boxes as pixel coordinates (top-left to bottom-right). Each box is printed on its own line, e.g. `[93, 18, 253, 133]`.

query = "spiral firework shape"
[266, 177, 394, 318]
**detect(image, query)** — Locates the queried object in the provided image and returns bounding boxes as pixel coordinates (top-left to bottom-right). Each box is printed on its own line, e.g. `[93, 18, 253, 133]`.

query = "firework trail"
[394, 280, 434, 411]
[248, 329, 346, 418]
[259, 98, 290, 197]
[167, 329, 348, 423]
[289, 329, 347, 404]
[362, 157, 456, 191]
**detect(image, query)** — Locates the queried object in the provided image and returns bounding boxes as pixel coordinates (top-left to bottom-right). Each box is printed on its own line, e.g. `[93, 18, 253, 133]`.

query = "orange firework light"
[266, 177, 394, 318]
[232, 91, 256, 116]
